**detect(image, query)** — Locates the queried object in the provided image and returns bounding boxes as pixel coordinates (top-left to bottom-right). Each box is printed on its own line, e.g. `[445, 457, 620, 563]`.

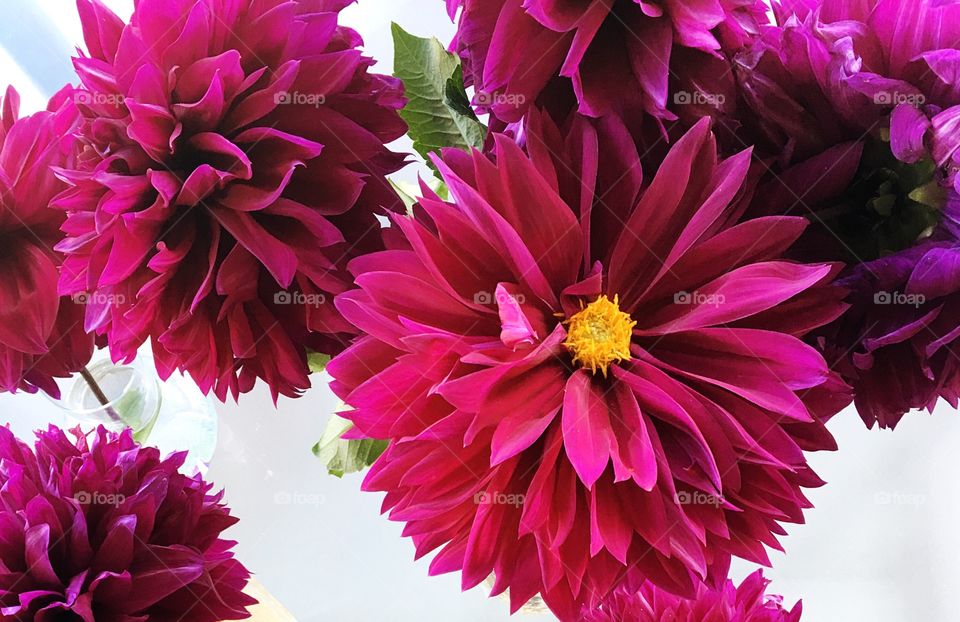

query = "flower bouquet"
[0, 0, 957, 619]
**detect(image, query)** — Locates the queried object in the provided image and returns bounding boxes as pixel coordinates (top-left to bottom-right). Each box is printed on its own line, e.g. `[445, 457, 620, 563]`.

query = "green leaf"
[313, 414, 388, 478]
[444, 65, 475, 119]
[392, 23, 486, 169]
[307, 351, 331, 374]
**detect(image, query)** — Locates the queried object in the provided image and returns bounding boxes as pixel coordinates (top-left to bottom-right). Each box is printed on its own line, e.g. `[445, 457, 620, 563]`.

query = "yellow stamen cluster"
[563, 295, 636, 377]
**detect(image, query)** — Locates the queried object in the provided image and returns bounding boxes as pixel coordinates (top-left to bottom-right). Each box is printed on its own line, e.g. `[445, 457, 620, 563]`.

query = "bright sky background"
[0, 1, 130, 110]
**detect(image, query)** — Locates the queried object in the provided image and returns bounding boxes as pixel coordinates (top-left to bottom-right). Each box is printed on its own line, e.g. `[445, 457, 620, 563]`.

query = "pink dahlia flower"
[731, 0, 960, 427]
[56, 0, 407, 401]
[581, 570, 802, 621]
[0, 425, 254, 620]
[328, 115, 849, 620]
[446, 0, 768, 124]
[0, 85, 95, 397]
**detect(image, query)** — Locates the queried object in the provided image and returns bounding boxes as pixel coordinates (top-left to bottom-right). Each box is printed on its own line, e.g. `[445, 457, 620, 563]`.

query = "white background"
[0, 1, 958, 620]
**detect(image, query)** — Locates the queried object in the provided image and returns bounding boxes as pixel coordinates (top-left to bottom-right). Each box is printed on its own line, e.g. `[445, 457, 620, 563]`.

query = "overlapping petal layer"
[0, 85, 94, 397]
[825, 236, 960, 429]
[735, 0, 960, 169]
[581, 570, 802, 621]
[446, 0, 767, 124]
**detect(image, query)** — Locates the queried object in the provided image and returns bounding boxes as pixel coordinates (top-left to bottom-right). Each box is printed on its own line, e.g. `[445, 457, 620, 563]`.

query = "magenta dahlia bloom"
[446, 0, 768, 124]
[0, 425, 254, 620]
[56, 0, 407, 401]
[731, 0, 960, 427]
[329, 116, 849, 619]
[732, 0, 960, 195]
[734, 0, 960, 169]
[0, 85, 95, 397]
[581, 570, 802, 622]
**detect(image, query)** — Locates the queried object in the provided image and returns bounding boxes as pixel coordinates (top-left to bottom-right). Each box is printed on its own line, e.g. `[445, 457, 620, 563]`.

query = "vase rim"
[47, 358, 161, 417]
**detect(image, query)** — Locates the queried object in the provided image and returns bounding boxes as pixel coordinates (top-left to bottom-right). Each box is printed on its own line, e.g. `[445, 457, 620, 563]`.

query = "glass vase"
[50, 351, 218, 473]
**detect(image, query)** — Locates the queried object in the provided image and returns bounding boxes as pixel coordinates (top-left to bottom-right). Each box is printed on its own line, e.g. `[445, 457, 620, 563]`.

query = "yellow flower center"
[563, 295, 636, 377]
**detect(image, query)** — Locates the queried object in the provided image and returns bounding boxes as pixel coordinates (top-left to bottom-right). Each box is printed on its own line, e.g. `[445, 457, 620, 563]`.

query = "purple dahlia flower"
[55, 0, 408, 401]
[735, 0, 960, 169]
[731, 0, 960, 427]
[328, 114, 849, 620]
[446, 0, 768, 124]
[581, 570, 802, 621]
[824, 228, 960, 429]
[0, 425, 254, 620]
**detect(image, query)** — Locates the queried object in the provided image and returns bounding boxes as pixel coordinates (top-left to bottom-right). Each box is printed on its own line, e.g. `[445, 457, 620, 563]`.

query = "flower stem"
[79, 366, 122, 423]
